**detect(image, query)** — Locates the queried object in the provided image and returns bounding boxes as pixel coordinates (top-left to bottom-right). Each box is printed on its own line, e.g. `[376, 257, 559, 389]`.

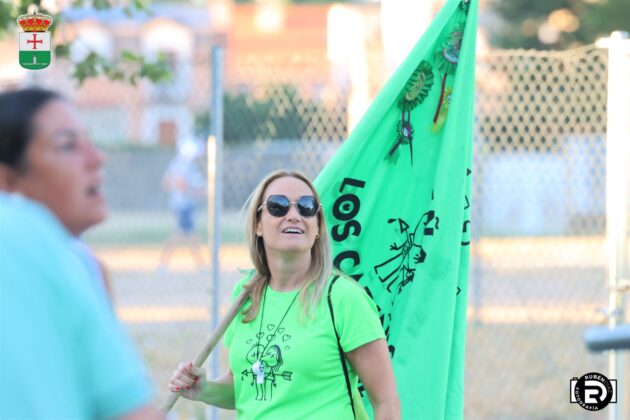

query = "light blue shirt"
[0, 193, 152, 419]
[71, 238, 110, 301]
[164, 155, 204, 210]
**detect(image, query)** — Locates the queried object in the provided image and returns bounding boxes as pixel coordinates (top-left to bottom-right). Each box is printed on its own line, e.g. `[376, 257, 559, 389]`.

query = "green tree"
[0, 0, 170, 85]
[195, 84, 344, 143]
[490, 0, 629, 50]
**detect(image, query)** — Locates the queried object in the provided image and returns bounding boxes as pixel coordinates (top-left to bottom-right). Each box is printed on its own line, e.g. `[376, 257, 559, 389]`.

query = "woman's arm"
[197, 370, 236, 409]
[346, 339, 401, 420]
[169, 362, 236, 410]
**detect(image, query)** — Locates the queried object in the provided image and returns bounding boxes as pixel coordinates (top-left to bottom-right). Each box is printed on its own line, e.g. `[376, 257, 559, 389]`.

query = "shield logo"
[17, 7, 53, 70]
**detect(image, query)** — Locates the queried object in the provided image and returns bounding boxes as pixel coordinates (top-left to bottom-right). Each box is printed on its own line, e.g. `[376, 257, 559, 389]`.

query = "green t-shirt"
[224, 273, 386, 419]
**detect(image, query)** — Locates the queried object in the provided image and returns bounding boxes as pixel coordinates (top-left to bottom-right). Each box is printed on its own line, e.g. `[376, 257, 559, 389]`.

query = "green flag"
[314, 0, 477, 418]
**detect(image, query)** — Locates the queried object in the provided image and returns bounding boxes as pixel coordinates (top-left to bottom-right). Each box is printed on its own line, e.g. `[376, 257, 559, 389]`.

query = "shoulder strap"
[327, 275, 356, 419]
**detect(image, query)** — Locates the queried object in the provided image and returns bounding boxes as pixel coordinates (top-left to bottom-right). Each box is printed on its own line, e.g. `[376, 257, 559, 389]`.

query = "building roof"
[225, 3, 382, 90]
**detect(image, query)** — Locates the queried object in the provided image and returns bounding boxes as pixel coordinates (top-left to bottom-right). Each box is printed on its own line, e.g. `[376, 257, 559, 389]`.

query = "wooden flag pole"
[160, 289, 249, 413]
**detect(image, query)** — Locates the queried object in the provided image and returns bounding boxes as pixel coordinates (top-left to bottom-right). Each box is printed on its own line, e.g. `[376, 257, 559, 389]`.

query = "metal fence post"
[207, 44, 224, 420]
[603, 30, 630, 420]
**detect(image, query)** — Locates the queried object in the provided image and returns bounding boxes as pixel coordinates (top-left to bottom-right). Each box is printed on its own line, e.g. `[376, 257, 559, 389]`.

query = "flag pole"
[208, 43, 225, 420]
[159, 289, 248, 413]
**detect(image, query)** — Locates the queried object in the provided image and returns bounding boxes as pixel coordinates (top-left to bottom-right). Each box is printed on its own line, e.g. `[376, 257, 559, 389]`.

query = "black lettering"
[333, 194, 360, 221]
[462, 220, 471, 246]
[339, 177, 365, 192]
[332, 220, 362, 242]
[423, 210, 438, 236]
[389, 345, 396, 358]
[333, 250, 360, 271]
[358, 383, 366, 397]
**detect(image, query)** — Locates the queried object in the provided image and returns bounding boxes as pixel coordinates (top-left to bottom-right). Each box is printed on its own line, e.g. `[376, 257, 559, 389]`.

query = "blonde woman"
[170, 170, 400, 419]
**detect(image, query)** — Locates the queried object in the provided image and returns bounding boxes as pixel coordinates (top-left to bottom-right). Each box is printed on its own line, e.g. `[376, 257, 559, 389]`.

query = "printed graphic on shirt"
[240, 325, 294, 401]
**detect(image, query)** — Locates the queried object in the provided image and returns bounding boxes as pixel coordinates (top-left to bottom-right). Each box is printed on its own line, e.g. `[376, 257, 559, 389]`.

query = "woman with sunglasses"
[169, 170, 400, 419]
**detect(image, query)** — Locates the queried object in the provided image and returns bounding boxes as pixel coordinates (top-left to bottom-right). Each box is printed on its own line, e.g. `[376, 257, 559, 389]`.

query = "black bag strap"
[327, 275, 356, 419]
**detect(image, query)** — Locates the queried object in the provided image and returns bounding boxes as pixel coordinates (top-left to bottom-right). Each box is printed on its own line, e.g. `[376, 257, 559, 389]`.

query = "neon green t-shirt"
[224, 273, 386, 419]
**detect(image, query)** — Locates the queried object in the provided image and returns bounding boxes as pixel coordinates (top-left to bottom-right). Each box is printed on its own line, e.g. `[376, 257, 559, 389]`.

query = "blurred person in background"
[169, 170, 400, 419]
[158, 138, 206, 272]
[0, 88, 162, 419]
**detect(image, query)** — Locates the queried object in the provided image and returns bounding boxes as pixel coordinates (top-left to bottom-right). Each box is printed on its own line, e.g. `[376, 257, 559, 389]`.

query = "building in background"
[0, 1, 431, 145]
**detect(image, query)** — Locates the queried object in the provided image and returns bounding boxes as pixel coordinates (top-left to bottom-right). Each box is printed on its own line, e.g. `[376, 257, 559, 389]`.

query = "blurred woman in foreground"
[0, 88, 161, 419]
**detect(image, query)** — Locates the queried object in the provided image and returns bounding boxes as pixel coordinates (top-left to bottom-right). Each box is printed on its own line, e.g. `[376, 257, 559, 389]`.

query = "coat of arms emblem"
[17, 6, 53, 70]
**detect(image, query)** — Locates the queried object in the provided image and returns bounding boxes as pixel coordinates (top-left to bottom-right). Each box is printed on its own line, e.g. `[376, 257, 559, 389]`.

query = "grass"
[84, 209, 246, 246]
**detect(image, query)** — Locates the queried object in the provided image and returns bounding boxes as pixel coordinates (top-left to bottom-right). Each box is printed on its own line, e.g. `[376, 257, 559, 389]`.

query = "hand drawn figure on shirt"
[373, 210, 440, 294]
[242, 339, 293, 401]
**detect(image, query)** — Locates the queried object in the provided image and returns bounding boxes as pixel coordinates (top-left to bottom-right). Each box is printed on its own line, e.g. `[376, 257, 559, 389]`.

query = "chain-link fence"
[10, 41, 628, 418]
[468, 45, 625, 419]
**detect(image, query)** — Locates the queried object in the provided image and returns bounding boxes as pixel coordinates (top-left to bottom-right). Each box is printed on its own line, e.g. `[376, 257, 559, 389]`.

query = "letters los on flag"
[314, 0, 477, 418]
[17, 8, 53, 70]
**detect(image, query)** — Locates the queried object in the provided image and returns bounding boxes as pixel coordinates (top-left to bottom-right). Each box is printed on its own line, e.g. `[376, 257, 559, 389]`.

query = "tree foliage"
[195, 85, 345, 143]
[1, 0, 171, 85]
[490, 0, 629, 50]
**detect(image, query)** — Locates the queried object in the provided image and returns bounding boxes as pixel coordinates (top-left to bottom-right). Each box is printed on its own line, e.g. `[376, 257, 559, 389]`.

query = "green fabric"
[225, 274, 385, 419]
[313, 1, 477, 419]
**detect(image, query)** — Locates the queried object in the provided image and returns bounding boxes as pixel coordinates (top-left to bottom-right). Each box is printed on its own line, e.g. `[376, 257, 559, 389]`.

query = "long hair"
[241, 170, 332, 322]
[0, 88, 62, 171]
[266, 345, 283, 372]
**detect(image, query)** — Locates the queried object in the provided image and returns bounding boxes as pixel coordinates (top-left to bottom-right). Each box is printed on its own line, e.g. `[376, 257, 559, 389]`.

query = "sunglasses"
[258, 195, 321, 218]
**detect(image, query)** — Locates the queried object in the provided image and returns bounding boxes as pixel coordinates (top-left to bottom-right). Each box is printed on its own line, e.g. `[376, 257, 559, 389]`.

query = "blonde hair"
[241, 170, 332, 322]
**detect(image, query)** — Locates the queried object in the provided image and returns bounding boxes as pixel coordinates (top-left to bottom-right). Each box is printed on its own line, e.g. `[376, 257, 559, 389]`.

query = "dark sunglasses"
[258, 195, 321, 218]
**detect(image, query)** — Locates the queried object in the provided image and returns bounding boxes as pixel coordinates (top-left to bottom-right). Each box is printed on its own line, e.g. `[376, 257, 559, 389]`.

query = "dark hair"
[0, 88, 62, 170]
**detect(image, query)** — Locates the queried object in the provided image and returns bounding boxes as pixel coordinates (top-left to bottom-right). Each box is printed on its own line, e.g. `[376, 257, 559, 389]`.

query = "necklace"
[252, 284, 298, 384]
